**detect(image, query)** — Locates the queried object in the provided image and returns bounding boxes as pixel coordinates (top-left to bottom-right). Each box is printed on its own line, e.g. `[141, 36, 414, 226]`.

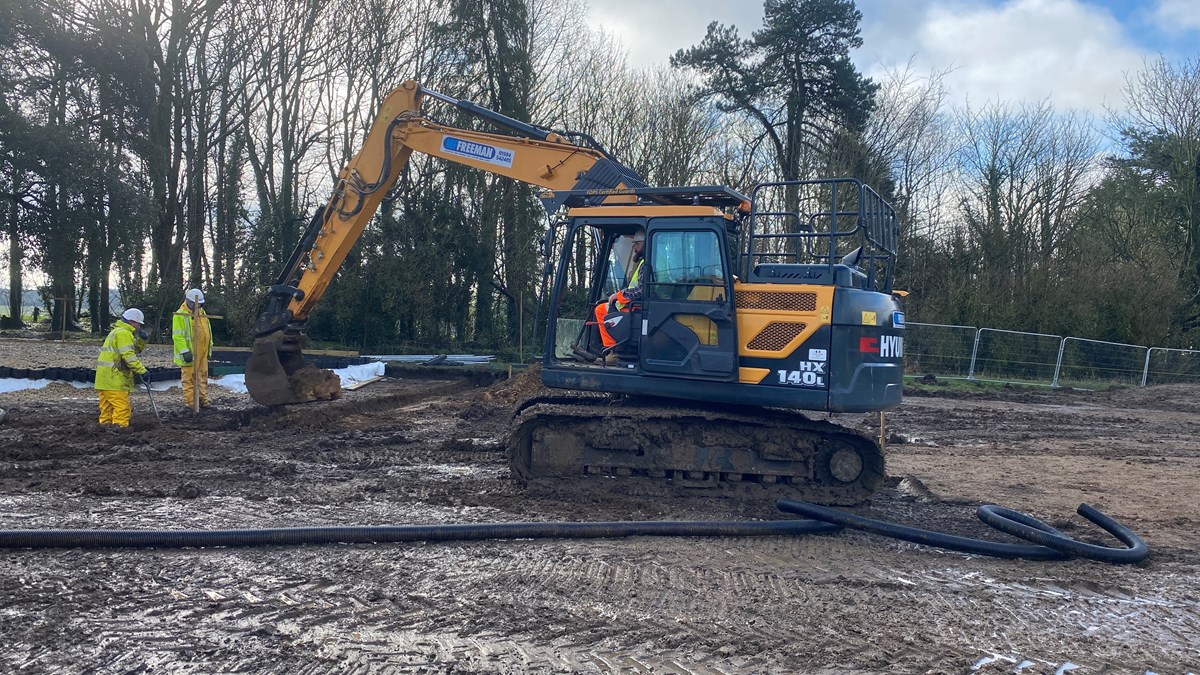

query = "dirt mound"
[287, 365, 342, 401]
[1098, 382, 1200, 413]
[478, 363, 550, 405]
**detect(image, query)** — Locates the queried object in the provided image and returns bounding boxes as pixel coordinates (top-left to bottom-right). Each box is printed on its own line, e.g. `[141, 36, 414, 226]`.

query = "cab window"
[648, 231, 726, 301]
[600, 234, 642, 296]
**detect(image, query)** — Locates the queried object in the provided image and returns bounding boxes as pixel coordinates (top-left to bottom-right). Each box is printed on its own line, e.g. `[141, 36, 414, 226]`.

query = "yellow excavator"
[246, 80, 904, 503]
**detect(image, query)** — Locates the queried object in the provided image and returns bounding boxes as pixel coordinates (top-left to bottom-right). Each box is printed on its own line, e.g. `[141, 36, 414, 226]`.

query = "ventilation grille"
[735, 291, 817, 312]
[746, 322, 807, 351]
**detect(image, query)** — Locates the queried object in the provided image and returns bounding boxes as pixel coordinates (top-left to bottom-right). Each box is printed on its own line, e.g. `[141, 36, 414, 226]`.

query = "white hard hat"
[122, 308, 145, 324]
[185, 288, 205, 304]
[631, 229, 646, 242]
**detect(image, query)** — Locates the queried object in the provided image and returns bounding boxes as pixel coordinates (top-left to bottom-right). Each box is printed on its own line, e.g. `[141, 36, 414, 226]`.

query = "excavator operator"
[593, 228, 645, 366]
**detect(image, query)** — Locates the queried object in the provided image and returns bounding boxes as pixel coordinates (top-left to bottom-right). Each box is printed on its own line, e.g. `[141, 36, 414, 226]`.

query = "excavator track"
[507, 393, 885, 505]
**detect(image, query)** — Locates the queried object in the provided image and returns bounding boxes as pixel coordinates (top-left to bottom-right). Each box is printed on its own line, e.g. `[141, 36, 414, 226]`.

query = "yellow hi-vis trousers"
[98, 390, 132, 427]
[181, 357, 209, 408]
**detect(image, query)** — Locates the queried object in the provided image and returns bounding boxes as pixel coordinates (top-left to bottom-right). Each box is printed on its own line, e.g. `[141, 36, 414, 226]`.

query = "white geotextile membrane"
[0, 361, 385, 395]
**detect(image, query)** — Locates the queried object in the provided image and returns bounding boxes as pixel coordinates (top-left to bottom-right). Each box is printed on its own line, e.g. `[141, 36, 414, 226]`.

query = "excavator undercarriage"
[508, 393, 885, 505]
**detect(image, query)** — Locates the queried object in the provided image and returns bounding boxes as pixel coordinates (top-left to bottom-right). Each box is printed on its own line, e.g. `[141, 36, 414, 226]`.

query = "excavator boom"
[245, 80, 643, 405]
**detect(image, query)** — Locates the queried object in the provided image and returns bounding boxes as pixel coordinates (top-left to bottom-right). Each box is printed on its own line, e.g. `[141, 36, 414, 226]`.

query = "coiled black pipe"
[0, 519, 840, 550]
[976, 503, 1148, 564]
[777, 499, 1067, 560]
[778, 499, 1148, 564]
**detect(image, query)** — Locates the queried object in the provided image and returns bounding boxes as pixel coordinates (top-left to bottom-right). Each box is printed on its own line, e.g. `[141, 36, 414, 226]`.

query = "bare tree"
[949, 100, 1099, 325]
[239, 0, 336, 282]
[863, 60, 954, 243]
[1108, 56, 1200, 331]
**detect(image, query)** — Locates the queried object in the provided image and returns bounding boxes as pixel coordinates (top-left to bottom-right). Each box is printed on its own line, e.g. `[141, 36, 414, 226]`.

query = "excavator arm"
[245, 80, 643, 405]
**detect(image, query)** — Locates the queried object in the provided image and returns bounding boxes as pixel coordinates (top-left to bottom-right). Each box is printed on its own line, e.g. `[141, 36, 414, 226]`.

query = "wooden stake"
[191, 301, 200, 414]
[344, 375, 384, 391]
[879, 410, 886, 452]
[56, 296, 71, 341]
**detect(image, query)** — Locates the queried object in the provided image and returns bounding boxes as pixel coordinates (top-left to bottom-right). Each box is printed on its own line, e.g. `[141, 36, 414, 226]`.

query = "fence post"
[1142, 348, 1155, 387]
[1051, 337, 1068, 388]
[967, 328, 982, 380]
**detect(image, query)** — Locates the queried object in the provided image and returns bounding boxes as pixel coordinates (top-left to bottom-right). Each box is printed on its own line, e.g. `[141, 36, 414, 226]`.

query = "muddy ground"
[0, 364, 1197, 674]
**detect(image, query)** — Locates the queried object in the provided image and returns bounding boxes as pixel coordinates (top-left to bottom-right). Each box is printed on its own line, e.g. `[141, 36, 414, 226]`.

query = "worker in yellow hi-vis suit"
[95, 308, 149, 427]
[172, 288, 213, 409]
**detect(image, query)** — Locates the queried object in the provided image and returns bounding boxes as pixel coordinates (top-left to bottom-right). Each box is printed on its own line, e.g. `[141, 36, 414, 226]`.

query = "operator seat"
[600, 305, 641, 363]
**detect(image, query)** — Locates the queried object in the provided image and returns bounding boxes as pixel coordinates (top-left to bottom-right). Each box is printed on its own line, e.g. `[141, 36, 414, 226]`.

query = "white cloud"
[858, 0, 1146, 112]
[585, 0, 762, 70]
[1154, 0, 1200, 33]
[584, 0, 1149, 114]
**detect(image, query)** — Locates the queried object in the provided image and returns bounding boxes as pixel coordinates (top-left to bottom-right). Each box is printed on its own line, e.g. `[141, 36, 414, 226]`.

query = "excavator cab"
[540, 179, 902, 414]
[548, 186, 744, 380]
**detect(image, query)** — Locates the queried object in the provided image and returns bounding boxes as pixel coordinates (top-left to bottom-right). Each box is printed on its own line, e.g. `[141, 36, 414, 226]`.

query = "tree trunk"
[86, 193, 106, 333]
[7, 166, 21, 323]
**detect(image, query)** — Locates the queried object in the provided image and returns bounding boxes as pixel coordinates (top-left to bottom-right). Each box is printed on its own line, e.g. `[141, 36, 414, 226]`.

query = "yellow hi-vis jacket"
[172, 302, 213, 366]
[614, 259, 644, 310]
[95, 320, 148, 391]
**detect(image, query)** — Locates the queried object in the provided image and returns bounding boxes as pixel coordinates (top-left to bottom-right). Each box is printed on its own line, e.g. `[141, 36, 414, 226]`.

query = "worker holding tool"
[173, 288, 213, 410]
[95, 308, 150, 427]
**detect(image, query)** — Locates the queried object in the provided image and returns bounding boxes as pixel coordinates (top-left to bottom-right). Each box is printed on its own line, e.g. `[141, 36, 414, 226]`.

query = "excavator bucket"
[245, 332, 342, 406]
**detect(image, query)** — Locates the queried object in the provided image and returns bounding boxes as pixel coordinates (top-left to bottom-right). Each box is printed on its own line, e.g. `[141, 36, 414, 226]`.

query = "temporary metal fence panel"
[904, 323, 977, 378]
[1052, 338, 1149, 388]
[1142, 347, 1200, 386]
[968, 328, 1062, 386]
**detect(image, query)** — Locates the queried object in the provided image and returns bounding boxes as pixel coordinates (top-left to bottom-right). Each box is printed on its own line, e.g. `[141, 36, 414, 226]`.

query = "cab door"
[639, 223, 738, 380]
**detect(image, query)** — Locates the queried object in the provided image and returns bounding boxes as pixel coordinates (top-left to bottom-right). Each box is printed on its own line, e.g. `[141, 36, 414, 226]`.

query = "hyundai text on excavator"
[245, 80, 904, 504]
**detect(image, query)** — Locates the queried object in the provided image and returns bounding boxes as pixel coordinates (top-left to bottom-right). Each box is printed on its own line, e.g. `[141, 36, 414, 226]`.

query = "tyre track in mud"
[63, 533, 1190, 667]
[12, 534, 1189, 674]
[2, 378, 1200, 672]
[0, 544, 761, 673]
[73, 536, 1198, 671]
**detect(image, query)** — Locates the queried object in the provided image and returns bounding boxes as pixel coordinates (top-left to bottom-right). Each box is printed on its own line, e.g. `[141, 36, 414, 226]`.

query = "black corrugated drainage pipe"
[0, 519, 840, 550]
[777, 499, 1148, 564]
[0, 501, 1149, 565]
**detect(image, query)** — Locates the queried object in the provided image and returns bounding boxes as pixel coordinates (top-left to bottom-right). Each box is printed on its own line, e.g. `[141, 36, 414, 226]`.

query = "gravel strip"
[0, 338, 182, 370]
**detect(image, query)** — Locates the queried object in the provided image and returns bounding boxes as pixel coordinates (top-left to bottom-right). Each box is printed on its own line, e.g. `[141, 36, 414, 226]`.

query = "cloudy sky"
[586, 0, 1199, 113]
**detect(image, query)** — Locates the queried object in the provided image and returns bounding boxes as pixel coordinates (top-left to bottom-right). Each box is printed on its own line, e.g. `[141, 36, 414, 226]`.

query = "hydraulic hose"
[0, 519, 839, 550]
[778, 499, 1149, 564]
